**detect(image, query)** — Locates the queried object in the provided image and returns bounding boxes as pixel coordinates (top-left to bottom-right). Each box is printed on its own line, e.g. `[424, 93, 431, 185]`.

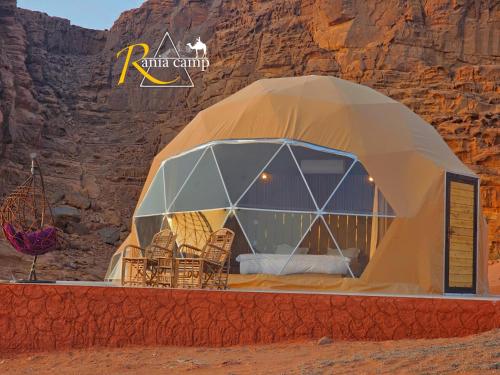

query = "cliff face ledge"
[0, 0, 498, 279]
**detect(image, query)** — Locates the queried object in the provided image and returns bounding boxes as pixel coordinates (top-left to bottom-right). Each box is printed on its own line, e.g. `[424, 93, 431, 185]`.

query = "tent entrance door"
[444, 173, 478, 294]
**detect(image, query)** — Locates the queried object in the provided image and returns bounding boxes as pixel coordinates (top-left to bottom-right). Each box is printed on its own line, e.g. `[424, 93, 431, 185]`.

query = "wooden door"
[445, 173, 478, 293]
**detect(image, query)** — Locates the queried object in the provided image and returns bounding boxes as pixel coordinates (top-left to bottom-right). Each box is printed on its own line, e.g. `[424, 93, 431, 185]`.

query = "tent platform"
[0, 282, 498, 354]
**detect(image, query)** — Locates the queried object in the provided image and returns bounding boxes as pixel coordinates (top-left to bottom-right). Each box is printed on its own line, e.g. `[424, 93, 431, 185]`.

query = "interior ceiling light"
[260, 172, 271, 182]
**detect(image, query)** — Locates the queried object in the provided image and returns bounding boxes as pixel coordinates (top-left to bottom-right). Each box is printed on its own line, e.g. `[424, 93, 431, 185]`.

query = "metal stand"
[28, 255, 38, 281]
[28, 154, 38, 281]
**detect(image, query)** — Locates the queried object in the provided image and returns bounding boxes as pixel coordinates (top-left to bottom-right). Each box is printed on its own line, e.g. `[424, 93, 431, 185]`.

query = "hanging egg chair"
[0, 154, 61, 280]
[168, 211, 213, 249]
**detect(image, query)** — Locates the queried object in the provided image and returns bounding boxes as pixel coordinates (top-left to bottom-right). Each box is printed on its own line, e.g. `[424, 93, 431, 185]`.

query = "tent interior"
[128, 139, 395, 282]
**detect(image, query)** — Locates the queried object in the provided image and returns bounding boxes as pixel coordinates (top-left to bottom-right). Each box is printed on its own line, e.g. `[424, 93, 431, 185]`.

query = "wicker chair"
[121, 228, 176, 287]
[150, 229, 177, 288]
[121, 245, 147, 287]
[174, 228, 234, 289]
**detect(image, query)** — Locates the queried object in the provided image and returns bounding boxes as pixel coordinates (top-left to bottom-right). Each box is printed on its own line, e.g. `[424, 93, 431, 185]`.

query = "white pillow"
[295, 247, 309, 255]
[343, 248, 360, 259]
[327, 247, 360, 259]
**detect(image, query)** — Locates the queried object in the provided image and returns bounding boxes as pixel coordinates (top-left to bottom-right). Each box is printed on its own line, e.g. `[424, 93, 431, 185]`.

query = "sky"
[18, 0, 145, 30]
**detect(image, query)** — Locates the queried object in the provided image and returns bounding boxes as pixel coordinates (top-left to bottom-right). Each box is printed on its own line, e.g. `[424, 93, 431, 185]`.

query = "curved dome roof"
[158, 75, 469, 175]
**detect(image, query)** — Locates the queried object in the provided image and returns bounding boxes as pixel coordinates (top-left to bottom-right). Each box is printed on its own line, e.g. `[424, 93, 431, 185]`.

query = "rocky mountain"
[0, 0, 498, 280]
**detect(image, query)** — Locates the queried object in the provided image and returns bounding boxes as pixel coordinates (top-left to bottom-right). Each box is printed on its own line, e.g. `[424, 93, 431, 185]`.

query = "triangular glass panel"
[106, 254, 122, 281]
[134, 214, 167, 248]
[236, 209, 315, 255]
[164, 148, 204, 211]
[238, 146, 316, 211]
[295, 216, 335, 255]
[167, 209, 229, 249]
[280, 216, 352, 276]
[324, 162, 395, 215]
[224, 212, 254, 274]
[202, 209, 230, 233]
[170, 149, 230, 212]
[377, 190, 395, 216]
[323, 214, 366, 251]
[213, 142, 280, 204]
[290, 145, 354, 208]
[323, 214, 394, 277]
[135, 166, 166, 216]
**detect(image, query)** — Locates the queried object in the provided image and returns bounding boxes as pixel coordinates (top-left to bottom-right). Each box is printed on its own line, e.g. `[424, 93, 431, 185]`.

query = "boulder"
[65, 222, 90, 235]
[52, 205, 81, 224]
[52, 192, 65, 203]
[97, 226, 120, 245]
[64, 192, 91, 210]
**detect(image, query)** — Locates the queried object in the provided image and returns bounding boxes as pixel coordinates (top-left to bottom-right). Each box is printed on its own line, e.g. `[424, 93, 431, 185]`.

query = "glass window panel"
[106, 251, 123, 281]
[323, 214, 393, 277]
[238, 146, 316, 211]
[236, 209, 315, 254]
[224, 213, 253, 274]
[290, 145, 354, 208]
[376, 215, 394, 246]
[106, 253, 123, 281]
[213, 142, 280, 204]
[134, 214, 168, 248]
[135, 166, 166, 216]
[378, 190, 395, 216]
[324, 162, 394, 215]
[323, 214, 368, 277]
[296, 217, 335, 255]
[281, 217, 352, 276]
[167, 210, 228, 249]
[164, 148, 204, 210]
[202, 209, 229, 233]
[170, 149, 230, 212]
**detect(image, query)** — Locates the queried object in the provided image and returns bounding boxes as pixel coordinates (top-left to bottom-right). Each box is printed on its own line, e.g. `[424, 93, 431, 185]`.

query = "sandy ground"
[1, 329, 499, 375]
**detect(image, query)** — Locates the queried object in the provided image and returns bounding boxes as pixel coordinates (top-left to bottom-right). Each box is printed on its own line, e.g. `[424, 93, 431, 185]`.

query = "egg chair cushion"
[2, 223, 58, 256]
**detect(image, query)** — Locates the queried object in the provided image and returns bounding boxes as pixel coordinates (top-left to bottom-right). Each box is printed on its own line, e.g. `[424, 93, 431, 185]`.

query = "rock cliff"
[0, 0, 498, 279]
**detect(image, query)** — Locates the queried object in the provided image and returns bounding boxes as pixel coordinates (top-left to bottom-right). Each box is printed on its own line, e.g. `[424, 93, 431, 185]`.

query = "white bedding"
[236, 253, 351, 275]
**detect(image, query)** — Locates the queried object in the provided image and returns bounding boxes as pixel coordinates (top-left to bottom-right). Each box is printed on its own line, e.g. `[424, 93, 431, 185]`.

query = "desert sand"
[1, 329, 499, 374]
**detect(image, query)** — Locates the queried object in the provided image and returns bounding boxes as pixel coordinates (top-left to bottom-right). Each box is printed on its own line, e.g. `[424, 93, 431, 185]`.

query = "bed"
[236, 253, 352, 275]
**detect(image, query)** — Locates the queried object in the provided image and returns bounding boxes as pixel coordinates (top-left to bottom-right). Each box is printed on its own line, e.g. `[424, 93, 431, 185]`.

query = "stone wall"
[0, 284, 498, 353]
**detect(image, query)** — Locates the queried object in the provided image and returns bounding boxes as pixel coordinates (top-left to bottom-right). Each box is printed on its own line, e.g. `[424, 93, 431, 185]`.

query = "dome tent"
[106, 75, 488, 295]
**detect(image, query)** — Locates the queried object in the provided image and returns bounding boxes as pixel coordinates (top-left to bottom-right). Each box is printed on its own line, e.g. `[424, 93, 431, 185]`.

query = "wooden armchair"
[121, 245, 147, 287]
[121, 228, 176, 287]
[149, 229, 177, 287]
[174, 228, 235, 289]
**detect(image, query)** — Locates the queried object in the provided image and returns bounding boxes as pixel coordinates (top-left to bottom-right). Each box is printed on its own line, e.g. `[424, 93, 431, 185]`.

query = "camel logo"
[186, 37, 207, 58]
[116, 31, 210, 88]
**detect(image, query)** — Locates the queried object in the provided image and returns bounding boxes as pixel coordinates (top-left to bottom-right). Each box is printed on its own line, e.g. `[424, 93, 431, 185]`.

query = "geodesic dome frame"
[107, 75, 489, 295]
[132, 138, 396, 278]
